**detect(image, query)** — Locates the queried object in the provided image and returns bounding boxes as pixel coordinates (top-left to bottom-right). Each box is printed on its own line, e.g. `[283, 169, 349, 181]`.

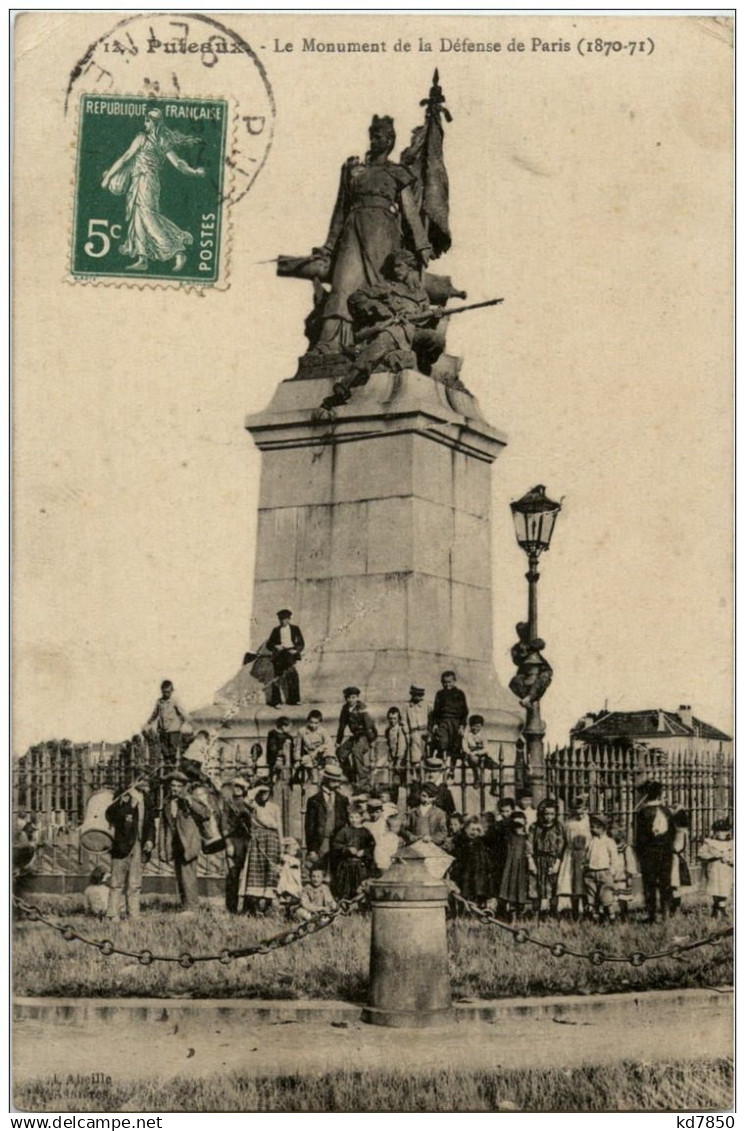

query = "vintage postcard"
[12, 11, 733, 1118]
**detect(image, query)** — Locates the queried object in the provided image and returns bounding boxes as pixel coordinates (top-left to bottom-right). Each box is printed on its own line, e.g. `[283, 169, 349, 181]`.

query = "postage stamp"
[71, 94, 229, 285]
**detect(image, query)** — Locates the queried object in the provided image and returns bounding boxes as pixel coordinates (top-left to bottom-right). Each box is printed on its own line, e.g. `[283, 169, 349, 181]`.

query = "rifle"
[355, 297, 503, 342]
[424, 297, 504, 322]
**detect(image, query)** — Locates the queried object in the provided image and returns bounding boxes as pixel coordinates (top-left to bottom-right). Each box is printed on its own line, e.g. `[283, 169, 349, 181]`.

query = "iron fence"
[545, 740, 733, 848]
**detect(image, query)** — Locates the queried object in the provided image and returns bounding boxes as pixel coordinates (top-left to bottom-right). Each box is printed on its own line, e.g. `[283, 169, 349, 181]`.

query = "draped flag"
[401, 69, 452, 260]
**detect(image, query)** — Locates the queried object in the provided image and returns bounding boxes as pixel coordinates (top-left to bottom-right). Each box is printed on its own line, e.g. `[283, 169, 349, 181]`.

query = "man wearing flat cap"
[304, 763, 350, 878]
[266, 609, 305, 707]
[158, 771, 211, 912]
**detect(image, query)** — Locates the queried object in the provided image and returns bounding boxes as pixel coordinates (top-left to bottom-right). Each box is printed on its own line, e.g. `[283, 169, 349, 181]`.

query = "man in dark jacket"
[304, 763, 350, 876]
[158, 771, 211, 911]
[266, 609, 305, 706]
[431, 670, 469, 768]
[105, 778, 156, 920]
[635, 779, 675, 922]
[220, 777, 252, 914]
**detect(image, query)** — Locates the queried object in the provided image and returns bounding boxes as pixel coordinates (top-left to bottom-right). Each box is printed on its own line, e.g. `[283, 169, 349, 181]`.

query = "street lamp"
[510, 485, 562, 799]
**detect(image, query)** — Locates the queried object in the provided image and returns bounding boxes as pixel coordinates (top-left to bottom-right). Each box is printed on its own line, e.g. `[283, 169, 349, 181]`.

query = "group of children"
[447, 794, 734, 923]
[262, 674, 496, 792]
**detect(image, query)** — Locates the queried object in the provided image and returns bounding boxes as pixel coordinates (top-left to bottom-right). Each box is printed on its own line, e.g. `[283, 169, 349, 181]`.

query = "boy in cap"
[335, 686, 377, 791]
[145, 680, 192, 766]
[583, 813, 620, 922]
[267, 716, 294, 779]
[431, 671, 469, 770]
[404, 685, 430, 779]
[266, 609, 305, 706]
[408, 757, 456, 821]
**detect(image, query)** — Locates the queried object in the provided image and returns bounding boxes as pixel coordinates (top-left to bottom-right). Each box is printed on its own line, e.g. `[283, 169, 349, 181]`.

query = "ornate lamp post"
[509, 485, 562, 801]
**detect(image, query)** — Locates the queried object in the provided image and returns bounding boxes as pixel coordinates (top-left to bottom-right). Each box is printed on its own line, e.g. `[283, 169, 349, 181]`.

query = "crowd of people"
[14, 668, 733, 928]
[74, 746, 732, 927]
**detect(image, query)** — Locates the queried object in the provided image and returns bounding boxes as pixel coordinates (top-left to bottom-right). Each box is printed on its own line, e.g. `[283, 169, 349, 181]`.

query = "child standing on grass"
[583, 814, 620, 923]
[297, 865, 337, 921]
[611, 826, 639, 922]
[528, 798, 566, 919]
[451, 816, 493, 906]
[498, 811, 530, 920]
[698, 819, 733, 919]
[84, 865, 110, 919]
[276, 836, 304, 917]
[331, 808, 376, 899]
[670, 809, 692, 914]
[557, 794, 591, 920]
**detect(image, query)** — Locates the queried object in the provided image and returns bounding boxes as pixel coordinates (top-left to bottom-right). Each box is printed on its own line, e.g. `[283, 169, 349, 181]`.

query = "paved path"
[13, 989, 733, 1084]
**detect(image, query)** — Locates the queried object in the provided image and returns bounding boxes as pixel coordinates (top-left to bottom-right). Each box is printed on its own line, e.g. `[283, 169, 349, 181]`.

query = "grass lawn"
[14, 1058, 734, 1112]
[13, 895, 732, 1001]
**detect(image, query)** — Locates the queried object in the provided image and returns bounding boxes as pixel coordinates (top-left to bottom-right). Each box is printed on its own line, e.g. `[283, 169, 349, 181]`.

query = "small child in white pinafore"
[698, 818, 733, 919]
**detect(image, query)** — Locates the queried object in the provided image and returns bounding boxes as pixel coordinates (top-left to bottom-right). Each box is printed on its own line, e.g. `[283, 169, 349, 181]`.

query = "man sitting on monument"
[266, 609, 305, 707]
[320, 250, 445, 412]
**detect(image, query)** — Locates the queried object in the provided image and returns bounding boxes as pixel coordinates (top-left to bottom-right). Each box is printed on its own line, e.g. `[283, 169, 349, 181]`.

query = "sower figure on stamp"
[320, 250, 445, 412]
[266, 609, 305, 706]
[105, 775, 155, 920]
[101, 109, 205, 273]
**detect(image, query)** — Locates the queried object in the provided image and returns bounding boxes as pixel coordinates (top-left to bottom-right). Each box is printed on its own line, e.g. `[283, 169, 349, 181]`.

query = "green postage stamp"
[71, 95, 229, 286]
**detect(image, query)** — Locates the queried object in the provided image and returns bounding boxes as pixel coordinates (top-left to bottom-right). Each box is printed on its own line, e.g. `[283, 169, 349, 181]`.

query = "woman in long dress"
[101, 109, 205, 272]
[241, 783, 282, 914]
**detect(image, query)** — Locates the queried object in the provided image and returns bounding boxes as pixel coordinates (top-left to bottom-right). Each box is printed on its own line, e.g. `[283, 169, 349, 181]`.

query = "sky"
[13, 13, 733, 755]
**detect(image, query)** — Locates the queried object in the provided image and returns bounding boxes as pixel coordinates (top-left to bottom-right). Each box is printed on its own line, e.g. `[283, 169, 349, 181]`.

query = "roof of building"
[573, 709, 731, 743]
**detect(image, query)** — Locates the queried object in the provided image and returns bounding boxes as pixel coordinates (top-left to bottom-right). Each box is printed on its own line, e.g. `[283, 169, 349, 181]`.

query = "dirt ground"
[13, 989, 732, 1085]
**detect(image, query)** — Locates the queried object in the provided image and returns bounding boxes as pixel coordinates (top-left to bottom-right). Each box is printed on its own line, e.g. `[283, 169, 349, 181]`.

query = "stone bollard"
[361, 842, 454, 1028]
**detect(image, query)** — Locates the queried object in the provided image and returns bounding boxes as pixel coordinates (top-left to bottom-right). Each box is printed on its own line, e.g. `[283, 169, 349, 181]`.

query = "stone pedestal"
[196, 368, 523, 769]
[362, 844, 453, 1028]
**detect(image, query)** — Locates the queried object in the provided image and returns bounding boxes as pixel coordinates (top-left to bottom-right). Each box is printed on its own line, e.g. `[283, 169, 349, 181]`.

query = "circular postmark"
[66, 12, 275, 209]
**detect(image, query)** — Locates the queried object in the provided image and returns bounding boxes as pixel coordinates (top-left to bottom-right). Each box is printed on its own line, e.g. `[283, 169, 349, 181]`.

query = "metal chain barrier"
[12, 887, 368, 966]
[450, 891, 733, 967]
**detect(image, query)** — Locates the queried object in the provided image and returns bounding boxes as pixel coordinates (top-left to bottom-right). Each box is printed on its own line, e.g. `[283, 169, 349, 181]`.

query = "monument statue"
[197, 70, 524, 799]
[276, 70, 503, 412]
